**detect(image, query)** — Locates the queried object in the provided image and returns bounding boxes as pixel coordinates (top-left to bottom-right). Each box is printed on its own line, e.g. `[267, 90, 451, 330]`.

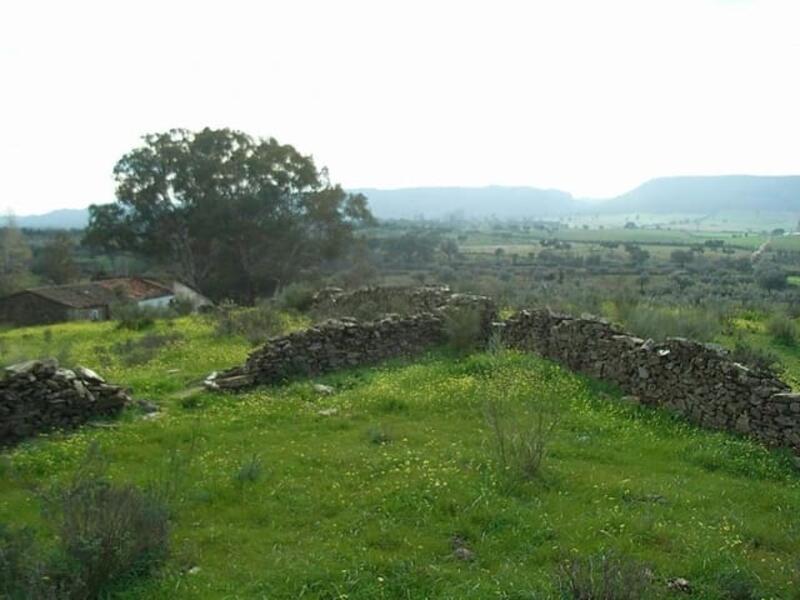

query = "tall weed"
[485, 394, 558, 482]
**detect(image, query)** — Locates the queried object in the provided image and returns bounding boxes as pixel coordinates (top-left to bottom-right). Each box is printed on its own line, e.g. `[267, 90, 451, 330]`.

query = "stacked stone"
[503, 309, 799, 453]
[208, 313, 446, 390]
[207, 293, 497, 391]
[0, 359, 130, 446]
[310, 285, 454, 317]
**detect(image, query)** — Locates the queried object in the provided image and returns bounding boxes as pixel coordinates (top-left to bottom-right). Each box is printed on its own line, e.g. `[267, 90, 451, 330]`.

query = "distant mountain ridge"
[351, 186, 579, 219]
[596, 175, 800, 214]
[12, 208, 90, 229]
[9, 175, 800, 227]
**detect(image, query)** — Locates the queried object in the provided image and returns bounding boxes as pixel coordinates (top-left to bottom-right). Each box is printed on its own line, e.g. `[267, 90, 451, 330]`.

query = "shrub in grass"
[486, 329, 506, 357]
[713, 567, 760, 600]
[766, 314, 797, 346]
[484, 395, 558, 481]
[557, 551, 653, 599]
[0, 525, 49, 599]
[170, 297, 195, 316]
[367, 425, 391, 445]
[112, 333, 183, 366]
[729, 340, 780, 374]
[112, 302, 172, 331]
[276, 283, 316, 313]
[212, 301, 283, 345]
[233, 455, 263, 490]
[444, 306, 483, 354]
[2, 448, 171, 599]
[623, 304, 721, 342]
[47, 477, 170, 598]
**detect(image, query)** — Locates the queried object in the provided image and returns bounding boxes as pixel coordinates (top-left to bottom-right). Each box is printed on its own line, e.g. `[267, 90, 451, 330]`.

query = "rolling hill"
[10, 175, 800, 229]
[13, 208, 90, 229]
[595, 175, 800, 214]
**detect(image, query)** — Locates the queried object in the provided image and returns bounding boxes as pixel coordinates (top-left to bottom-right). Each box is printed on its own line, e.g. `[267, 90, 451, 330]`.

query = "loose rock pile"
[207, 293, 496, 390]
[0, 359, 131, 446]
[502, 309, 800, 452]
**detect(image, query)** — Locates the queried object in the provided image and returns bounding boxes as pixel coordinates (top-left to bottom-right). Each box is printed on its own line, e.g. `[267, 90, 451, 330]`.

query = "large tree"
[84, 128, 373, 301]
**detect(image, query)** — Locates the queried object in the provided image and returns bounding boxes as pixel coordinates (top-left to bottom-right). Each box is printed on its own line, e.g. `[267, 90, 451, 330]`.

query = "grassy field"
[460, 227, 768, 249]
[1, 316, 800, 598]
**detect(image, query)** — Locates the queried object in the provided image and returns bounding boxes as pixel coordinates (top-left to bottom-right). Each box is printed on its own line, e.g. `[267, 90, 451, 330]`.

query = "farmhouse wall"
[0, 359, 130, 446]
[67, 306, 109, 321]
[0, 292, 70, 326]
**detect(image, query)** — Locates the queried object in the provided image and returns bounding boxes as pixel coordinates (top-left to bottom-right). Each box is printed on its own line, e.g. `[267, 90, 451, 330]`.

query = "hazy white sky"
[2, 0, 799, 214]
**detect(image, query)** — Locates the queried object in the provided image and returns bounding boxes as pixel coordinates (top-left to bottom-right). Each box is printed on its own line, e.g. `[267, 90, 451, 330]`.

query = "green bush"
[233, 455, 263, 491]
[112, 333, 183, 366]
[367, 424, 392, 445]
[276, 283, 316, 313]
[0, 525, 48, 599]
[767, 314, 797, 346]
[622, 304, 721, 342]
[557, 552, 653, 599]
[48, 478, 170, 597]
[715, 567, 760, 600]
[112, 303, 173, 331]
[0, 453, 170, 599]
[212, 301, 283, 345]
[484, 394, 558, 482]
[729, 340, 780, 373]
[171, 297, 195, 316]
[756, 269, 788, 292]
[443, 306, 483, 353]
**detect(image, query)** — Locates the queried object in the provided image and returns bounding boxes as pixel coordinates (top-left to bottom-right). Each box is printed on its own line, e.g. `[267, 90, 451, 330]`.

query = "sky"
[1, 0, 799, 215]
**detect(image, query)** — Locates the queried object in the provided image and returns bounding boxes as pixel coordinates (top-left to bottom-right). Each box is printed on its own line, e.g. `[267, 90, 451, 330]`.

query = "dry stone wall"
[310, 285, 455, 319]
[502, 309, 799, 453]
[1, 359, 131, 446]
[208, 285, 800, 455]
[207, 293, 497, 390]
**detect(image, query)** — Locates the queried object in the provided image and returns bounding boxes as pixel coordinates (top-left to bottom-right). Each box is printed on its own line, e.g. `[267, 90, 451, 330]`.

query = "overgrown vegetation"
[443, 305, 483, 353]
[729, 339, 781, 374]
[1, 307, 799, 597]
[557, 552, 654, 600]
[112, 332, 184, 366]
[210, 300, 285, 345]
[0, 445, 170, 598]
[484, 393, 558, 483]
[113, 302, 172, 331]
[767, 313, 798, 346]
[614, 303, 723, 342]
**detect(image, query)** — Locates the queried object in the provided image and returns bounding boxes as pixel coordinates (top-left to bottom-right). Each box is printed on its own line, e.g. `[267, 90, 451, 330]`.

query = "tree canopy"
[84, 128, 373, 301]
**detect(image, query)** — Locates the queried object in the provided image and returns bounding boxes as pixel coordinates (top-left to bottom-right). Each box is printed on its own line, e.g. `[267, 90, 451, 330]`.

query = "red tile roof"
[21, 278, 173, 309]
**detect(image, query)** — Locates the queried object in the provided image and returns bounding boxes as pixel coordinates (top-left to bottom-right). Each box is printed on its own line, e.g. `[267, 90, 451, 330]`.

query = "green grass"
[0, 314, 307, 398]
[1, 319, 799, 598]
[460, 226, 768, 250]
[723, 313, 800, 390]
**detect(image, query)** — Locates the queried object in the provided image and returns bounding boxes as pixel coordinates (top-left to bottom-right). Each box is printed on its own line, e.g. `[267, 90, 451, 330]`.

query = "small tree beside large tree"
[84, 128, 374, 302]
